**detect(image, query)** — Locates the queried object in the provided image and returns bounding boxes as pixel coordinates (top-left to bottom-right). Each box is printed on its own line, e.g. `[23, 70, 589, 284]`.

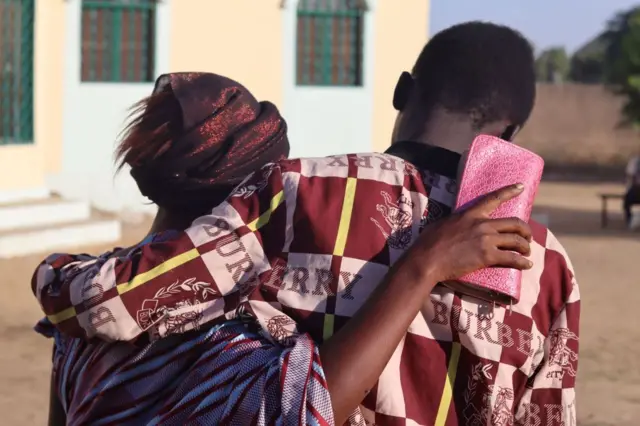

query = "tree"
[535, 47, 570, 83]
[568, 34, 607, 83]
[604, 7, 640, 126]
[566, 5, 640, 125]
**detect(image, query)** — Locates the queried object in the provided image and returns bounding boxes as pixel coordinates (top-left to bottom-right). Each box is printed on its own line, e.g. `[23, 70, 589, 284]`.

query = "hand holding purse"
[445, 134, 544, 306]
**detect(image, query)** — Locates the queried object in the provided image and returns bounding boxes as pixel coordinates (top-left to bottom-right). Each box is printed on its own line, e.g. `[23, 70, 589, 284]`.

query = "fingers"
[470, 183, 524, 216]
[488, 217, 532, 241]
[489, 233, 531, 256]
[490, 250, 533, 270]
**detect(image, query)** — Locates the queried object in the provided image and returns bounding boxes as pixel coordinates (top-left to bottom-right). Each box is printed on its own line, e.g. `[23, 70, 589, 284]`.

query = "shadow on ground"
[541, 162, 626, 184]
[534, 204, 640, 241]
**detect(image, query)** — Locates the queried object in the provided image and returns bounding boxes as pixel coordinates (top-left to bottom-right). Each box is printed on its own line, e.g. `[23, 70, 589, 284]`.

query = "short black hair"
[412, 21, 536, 129]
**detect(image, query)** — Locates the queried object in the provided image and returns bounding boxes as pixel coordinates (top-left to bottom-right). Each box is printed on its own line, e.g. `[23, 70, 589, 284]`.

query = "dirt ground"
[1, 181, 638, 426]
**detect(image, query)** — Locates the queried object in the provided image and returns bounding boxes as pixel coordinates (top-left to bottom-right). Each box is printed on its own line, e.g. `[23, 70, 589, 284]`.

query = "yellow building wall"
[169, 0, 284, 108]
[0, 0, 65, 192]
[371, 0, 430, 152]
[38, 0, 66, 176]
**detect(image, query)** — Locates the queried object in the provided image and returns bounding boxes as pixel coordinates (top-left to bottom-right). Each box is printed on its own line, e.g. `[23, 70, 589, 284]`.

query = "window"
[296, 0, 365, 86]
[81, 0, 156, 82]
[0, 0, 35, 145]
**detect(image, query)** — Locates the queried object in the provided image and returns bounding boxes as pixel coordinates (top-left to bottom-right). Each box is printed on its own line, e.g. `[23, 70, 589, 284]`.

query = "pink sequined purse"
[445, 135, 544, 305]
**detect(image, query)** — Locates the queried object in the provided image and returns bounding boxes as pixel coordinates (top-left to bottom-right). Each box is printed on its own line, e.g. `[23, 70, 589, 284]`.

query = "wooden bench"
[599, 193, 624, 228]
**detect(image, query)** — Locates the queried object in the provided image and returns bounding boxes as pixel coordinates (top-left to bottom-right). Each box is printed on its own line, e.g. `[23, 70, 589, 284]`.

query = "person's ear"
[392, 72, 414, 111]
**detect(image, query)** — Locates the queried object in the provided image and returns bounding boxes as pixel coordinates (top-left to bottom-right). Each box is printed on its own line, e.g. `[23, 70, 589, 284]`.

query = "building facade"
[0, 0, 429, 213]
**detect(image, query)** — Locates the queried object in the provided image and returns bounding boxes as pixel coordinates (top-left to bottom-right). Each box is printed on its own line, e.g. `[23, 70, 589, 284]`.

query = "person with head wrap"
[123, 72, 289, 231]
[39, 72, 291, 425]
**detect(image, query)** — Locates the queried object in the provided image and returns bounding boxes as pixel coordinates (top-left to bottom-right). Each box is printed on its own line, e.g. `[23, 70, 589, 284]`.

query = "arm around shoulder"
[31, 162, 290, 342]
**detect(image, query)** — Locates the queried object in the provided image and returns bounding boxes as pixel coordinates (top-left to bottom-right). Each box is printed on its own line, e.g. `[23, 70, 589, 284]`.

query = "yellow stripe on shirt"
[116, 248, 201, 295]
[248, 190, 285, 231]
[435, 342, 462, 426]
[119, 190, 286, 295]
[48, 306, 77, 325]
[48, 249, 200, 323]
[47, 190, 286, 323]
[333, 177, 357, 257]
[322, 314, 335, 341]
[323, 177, 358, 339]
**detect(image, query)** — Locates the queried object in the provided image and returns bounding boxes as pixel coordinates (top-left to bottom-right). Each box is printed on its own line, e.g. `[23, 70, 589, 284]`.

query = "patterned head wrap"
[131, 72, 289, 210]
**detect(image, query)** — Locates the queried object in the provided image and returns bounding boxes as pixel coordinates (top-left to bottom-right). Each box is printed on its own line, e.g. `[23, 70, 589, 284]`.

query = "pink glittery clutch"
[446, 135, 544, 305]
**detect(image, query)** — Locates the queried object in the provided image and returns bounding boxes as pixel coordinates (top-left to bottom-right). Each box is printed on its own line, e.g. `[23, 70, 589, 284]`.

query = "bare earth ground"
[1, 182, 638, 425]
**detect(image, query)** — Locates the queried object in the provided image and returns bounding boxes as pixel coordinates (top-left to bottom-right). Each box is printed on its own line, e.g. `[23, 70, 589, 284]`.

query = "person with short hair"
[393, 21, 536, 152]
[34, 22, 579, 426]
[39, 72, 291, 425]
[624, 155, 640, 226]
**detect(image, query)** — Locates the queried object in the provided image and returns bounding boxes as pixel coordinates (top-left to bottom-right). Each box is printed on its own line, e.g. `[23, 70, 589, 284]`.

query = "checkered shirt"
[33, 150, 580, 426]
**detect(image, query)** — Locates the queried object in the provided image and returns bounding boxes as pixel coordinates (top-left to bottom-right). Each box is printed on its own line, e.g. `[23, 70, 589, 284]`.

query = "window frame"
[295, 0, 366, 87]
[0, 0, 35, 145]
[80, 0, 157, 83]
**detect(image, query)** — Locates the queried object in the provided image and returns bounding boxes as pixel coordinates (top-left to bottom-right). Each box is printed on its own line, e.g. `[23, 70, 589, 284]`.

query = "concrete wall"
[371, 0, 430, 153]
[518, 83, 640, 174]
[169, 0, 284, 109]
[51, 0, 286, 213]
[281, 0, 375, 158]
[37, 0, 431, 211]
[49, 0, 171, 213]
[39, 0, 66, 176]
[0, 0, 66, 194]
[281, 0, 430, 157]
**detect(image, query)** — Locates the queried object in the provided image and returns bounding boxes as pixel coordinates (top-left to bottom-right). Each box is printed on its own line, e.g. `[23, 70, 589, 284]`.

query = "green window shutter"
[296, 0, 364, 87]
[81, 0, 156, 83]
[0, 0, 35, 145]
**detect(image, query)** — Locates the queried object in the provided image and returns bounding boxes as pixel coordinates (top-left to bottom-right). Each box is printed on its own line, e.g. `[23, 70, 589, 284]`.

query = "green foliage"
[568, 34, 607, 83]
[567, 5, 640, 126]
[535, 47, 570, 82]
[604, 7, 640, 126]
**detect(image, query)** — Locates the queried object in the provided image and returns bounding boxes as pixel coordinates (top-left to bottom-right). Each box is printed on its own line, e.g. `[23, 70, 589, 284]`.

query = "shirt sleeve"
[515, 236, 580, 426]
[32, 162, 290, 342]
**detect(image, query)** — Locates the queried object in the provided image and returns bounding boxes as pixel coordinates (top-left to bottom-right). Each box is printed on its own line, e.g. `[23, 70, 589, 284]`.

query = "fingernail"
[527, 259, 533, 268]
[514, 183, 524, 190]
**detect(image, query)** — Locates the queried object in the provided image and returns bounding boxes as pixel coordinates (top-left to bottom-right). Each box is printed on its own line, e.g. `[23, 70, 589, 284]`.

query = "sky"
[430, 0, 640, 53]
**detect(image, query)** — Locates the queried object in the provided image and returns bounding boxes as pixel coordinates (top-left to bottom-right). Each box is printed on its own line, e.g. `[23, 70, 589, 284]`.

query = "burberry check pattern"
[34, 151, 580, 426]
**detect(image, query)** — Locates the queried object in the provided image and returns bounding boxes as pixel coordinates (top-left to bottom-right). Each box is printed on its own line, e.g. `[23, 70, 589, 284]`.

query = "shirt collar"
[384, 141, 461, 180]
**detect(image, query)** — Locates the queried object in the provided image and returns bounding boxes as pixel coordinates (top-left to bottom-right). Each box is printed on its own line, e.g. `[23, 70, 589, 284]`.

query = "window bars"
[0, 0, 34, 145]
[81, 0, 156, 82]
[296, 0, 365, 86]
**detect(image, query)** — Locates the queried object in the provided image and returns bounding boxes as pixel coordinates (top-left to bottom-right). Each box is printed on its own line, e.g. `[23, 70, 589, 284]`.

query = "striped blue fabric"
[39, 319, 333, 425]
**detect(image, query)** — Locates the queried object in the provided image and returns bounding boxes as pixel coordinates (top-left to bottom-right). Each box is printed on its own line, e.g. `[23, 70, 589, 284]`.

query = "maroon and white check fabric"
[34, 152, 580, 426]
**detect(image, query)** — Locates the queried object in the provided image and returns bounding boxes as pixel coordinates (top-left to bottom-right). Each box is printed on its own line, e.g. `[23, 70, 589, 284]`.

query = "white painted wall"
[281, 0, 376, 159]
[48, 0, 171, 213]
[50, 0, 379, 212]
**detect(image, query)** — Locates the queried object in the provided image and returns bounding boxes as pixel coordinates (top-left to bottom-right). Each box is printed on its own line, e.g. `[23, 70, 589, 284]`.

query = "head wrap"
[130, 72, 289, 210]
